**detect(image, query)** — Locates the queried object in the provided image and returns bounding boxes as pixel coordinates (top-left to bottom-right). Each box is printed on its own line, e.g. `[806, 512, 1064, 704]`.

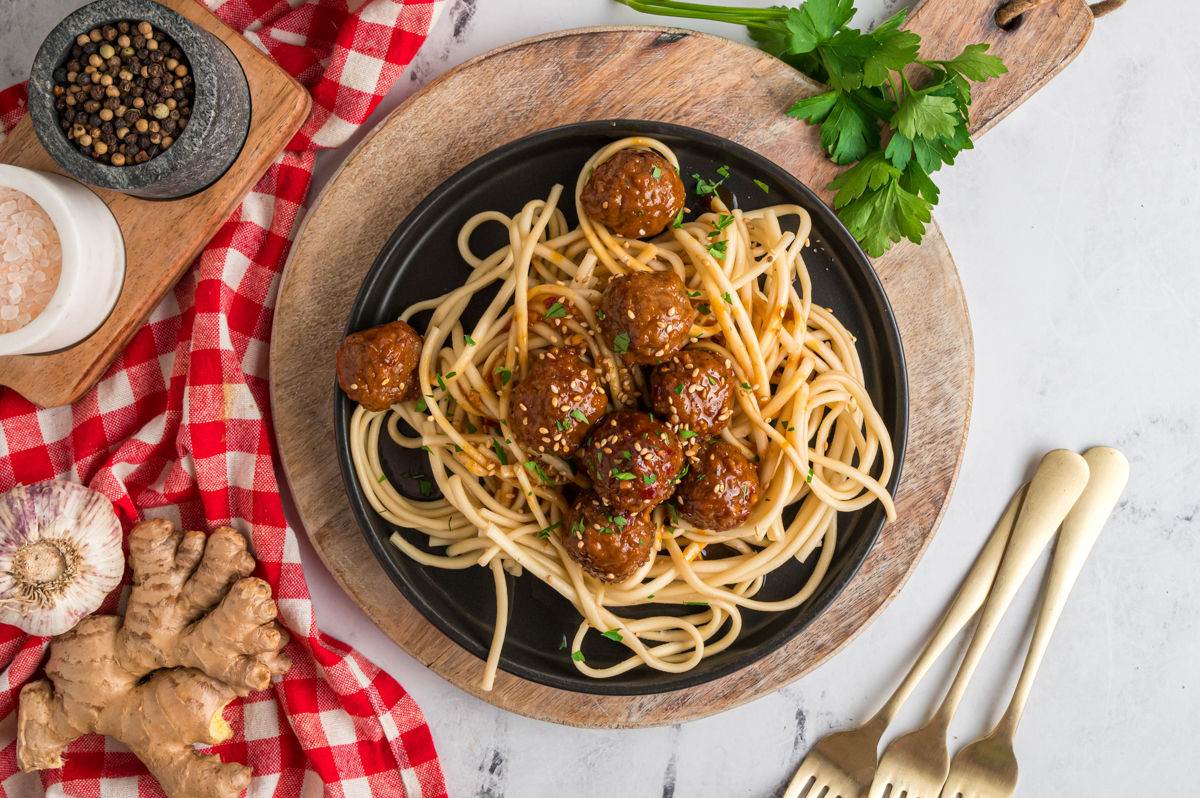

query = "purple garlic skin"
[0, 480, 123, 636]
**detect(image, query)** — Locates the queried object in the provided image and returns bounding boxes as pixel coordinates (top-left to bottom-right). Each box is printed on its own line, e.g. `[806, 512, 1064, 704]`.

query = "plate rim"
[334, 119, 909, 696]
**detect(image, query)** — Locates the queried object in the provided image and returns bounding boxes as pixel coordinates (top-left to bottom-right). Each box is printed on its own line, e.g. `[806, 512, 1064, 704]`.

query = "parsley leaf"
[721, 291, 733, 303]
[492, 439, 508, 466]
[494, 365, 512, 386]
[673, 208, 684, 228]
[894, 93, 960, 141]
[643, 474, 657, 485]
[753, 179, 770, 193]
[716, 165, 731, 178]
[651, 166, 662, 179]
[692, 174, 723, 196]
[571, 650, 585, 662]
[679, 430, 698, 439]
[559, 634, 568, 650]
[697, 304, 711, 316]
[707, 240, 727, 260]
[570, 409, 589, 424]
[684, 601, 709, 606]
[601, 629, 623, 642]
[612, 332, 631, 355]
[611, 471, 636, 481]
[464, 334, 476, 346]
[539, 521, 561, 539]
[544, 302, 568, 318]
[936, 43, 1008, 83]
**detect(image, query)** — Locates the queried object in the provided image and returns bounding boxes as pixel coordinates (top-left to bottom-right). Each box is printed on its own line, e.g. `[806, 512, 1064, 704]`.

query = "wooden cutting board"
[270, 0, 1094, 728]
[0, 0, 309, 408]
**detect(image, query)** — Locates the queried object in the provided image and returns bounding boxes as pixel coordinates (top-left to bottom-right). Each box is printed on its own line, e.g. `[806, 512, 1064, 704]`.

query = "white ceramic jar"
[0, 165, 124, 355]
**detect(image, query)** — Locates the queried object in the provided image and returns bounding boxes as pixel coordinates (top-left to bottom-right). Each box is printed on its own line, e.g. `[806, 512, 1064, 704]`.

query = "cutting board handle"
[905, 0, 1099, 138]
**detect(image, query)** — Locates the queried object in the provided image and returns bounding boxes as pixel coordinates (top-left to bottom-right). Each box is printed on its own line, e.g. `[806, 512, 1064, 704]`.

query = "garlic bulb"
[0, 481, 124, 636]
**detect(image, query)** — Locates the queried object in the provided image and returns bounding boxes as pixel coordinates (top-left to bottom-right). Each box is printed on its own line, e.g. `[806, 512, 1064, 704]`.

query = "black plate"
[335, 121, 908, 696]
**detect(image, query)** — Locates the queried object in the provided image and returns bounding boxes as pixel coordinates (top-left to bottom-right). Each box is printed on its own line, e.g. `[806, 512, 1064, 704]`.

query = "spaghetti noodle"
[346, 138, 895, 690]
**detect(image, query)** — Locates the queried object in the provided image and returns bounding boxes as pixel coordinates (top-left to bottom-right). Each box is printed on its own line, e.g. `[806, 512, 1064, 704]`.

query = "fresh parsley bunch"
[614, 0, 1007, 256]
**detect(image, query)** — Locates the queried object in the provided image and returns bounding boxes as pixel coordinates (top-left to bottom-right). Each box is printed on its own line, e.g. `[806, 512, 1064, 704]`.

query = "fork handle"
[872, 483, 1027, 728]
[930, 449, 1091, 728]
[992, 447, 1129, 740]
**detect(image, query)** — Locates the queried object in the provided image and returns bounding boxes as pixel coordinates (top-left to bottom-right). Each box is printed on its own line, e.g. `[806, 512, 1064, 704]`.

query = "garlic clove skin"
[0, 480, 123, 637]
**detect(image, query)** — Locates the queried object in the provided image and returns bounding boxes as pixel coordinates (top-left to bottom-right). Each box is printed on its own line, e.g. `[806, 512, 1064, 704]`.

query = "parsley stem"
[614, 0, 787, 19]
[612, 0, 786, 29]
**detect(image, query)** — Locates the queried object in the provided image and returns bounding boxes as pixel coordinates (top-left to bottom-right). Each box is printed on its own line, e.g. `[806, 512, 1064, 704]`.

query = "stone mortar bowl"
[28, 0, 250, 200]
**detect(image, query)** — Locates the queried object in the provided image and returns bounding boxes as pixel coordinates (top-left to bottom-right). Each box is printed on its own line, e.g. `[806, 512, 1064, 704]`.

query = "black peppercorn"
[117, 21, 129, 33]
[54, 67, 68, 83]
[82, 41, 98, 55]
[103, 25, 117, 41]
[71, 44, 83, 58]
[123, 109, 139, 124]
[150, 50, 164, 63]
[77, 73, 90, 86]
[87, 113, 102, 127]
[101, 122, 114, 135]
[136, 48, 149, 60]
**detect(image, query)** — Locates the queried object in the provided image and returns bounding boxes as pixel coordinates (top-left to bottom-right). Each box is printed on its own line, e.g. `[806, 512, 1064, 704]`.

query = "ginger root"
[17, 520, 292, 798]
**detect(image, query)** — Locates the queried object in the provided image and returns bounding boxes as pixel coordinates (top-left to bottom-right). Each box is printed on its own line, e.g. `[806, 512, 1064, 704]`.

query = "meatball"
[561, 491, 655, 582]
[598, 269, 693, 365]
[581, 409, 684, 513]
[674, 440, 759, 531]
[336, 320, 423, 412]
[512, 348, 609, 457]
[580, 149, 686, 239]
[649, 349, 735, 449]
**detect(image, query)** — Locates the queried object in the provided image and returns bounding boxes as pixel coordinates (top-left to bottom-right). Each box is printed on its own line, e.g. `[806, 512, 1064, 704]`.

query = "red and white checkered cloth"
[0, 0, 449, 796]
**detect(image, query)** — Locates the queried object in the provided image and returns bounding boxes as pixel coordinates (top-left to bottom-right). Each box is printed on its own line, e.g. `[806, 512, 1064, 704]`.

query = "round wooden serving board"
[271, 4, 1093, 728]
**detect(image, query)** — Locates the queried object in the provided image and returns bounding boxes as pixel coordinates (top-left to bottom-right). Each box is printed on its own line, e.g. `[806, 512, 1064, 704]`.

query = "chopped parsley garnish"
[678, 430, 698, 439]
[464, 334, 476, 346]
[741, 382, 752, 390]
[612, 471, 636, 480]
[673, 209, 685, 228]
[753, 179, 770, 193]
[721, 291, 733, 303]
[571, 409, 589, 424]
[684, 601, 709, 606]
[697, 304, 711, 316]
[651, 166, 663, 179]
[524, 460, 554, 485]
[688, 290, 702, 298]
[539, 521, 562, 539]
[559, 634, 568, 650]
[716, 165, 731, 178]
[674, 384, 684, 394]
[544, 302, 567, 318]
[572, 518, 586, 537]
[643, 474, 657, 485]
[596, 309, 606, 320]
[807, 467, 815, 484]
[571, 651, 586, 662]
[466, 421, 477, 434]
[707, 241, 727, 260]
[610, 515, 628, 528]
[377, 474, 387, 483]
[419, 479, 433, 497]
[666, 502, 680, 524]
[494, 365, 512, 386]
[421, 445, 432, 452]
[601, 629, 624, 642]
[709, 376, 718, 385]
[613, 332, 631, 355]
[715, 213, 734, 231]
[492, 439, 508, 465]
[415, 397, 428, 412]
[692, 174, 723, 196]
[436, 373, 448, 391]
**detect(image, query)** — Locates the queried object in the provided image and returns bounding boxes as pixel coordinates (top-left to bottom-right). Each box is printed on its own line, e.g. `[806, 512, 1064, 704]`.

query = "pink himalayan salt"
[0, 187, 62, 334]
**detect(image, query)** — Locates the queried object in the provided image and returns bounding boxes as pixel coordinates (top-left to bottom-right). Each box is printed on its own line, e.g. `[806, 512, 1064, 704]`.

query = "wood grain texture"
[270, 4, 1092, 729]
[0, 0, 310, 409]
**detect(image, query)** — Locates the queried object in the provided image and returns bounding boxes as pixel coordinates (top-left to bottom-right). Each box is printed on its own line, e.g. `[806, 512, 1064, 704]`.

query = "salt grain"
[0, 188, 61, 334]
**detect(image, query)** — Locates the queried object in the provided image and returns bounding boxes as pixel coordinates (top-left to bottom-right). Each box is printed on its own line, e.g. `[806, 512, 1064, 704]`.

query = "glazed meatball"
[598, 269, 693, 366]
[512, 348, 609, 457]
[561, 491, 655, 582]
[674, 440, 759, 531]
[336, 320, 423, 412]
[649, 349, 735, 449]
[580, 149, 686, 238]
[581, 409, 684, 513]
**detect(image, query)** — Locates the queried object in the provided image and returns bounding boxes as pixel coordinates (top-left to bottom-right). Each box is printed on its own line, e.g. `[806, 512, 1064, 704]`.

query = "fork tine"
[781, 756, 819, 798]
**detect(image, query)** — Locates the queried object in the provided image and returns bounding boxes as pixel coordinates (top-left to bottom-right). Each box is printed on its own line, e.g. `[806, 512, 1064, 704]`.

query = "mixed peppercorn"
[51, 20, 194, 166]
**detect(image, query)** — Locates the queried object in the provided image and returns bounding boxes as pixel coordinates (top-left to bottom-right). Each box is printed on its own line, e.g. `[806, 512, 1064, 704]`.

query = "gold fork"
[868, 449, 1091, 798]
[781, 484, 1028, 798]
[939, 447, 1129, 798]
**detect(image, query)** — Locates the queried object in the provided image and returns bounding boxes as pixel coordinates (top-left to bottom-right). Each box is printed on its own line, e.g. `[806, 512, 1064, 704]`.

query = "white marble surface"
[5, 1, 1199, 796]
